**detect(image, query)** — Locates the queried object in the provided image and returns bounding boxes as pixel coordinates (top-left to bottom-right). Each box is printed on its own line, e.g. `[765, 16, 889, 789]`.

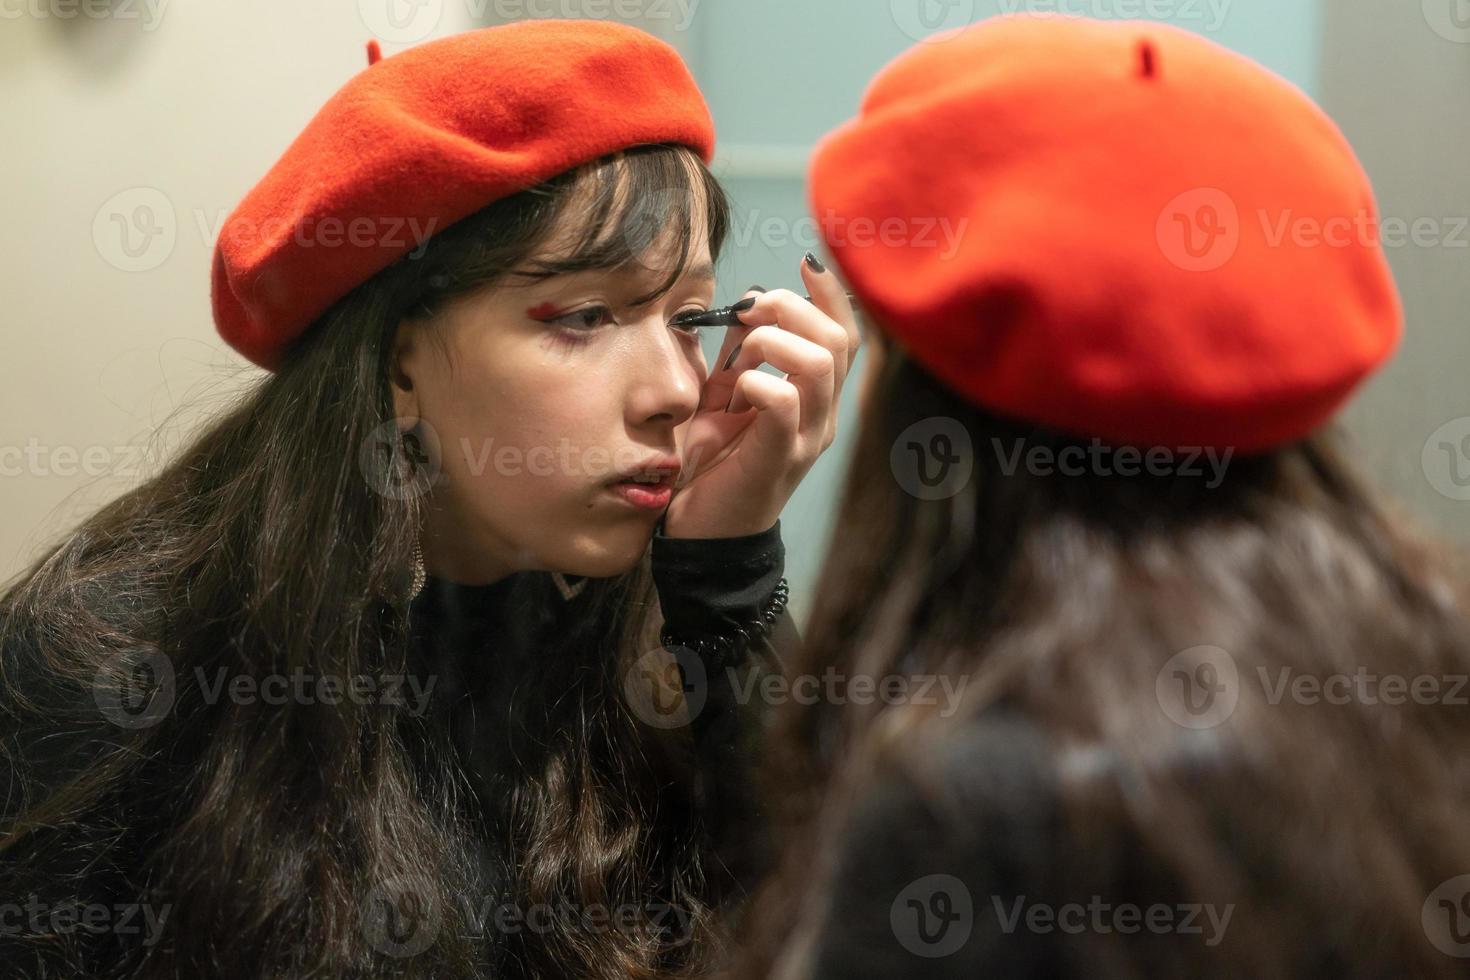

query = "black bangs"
[386, 143, 729, 328]
[515, 143, 732, 307]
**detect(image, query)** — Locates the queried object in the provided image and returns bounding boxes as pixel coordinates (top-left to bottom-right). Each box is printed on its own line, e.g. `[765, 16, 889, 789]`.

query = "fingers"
[734, 287, 852, 396]
[723, 325, 835, 447]
[726, 369, 801, 446]
[706, 285, 767, 392]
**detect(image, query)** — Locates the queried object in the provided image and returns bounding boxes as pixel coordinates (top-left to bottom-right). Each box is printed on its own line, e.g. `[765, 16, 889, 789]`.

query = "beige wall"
[0, 3, 517, 586]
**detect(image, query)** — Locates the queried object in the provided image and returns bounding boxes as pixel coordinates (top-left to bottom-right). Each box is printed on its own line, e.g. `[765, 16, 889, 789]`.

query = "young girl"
[741, 15, 1470, 979]
[0, 20, 856, 980]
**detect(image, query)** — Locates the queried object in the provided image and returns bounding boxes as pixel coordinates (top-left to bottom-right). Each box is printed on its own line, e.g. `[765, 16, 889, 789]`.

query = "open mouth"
[618, 471, 676, 488]
[608, 461, 680, 510]
[609, 455, 682, 489]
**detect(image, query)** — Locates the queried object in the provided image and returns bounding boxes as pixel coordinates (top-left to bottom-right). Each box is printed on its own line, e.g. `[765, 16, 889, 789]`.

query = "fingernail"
[748, 284, 767, 293]
[730, 296, 757, 314]
[723, 342, 744, 372]
[804, 251, 827, 274]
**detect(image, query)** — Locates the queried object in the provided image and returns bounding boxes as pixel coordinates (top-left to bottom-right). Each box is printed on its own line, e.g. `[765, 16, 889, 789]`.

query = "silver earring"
[410, 536, 427, 599]
[551, 571, 586, 601]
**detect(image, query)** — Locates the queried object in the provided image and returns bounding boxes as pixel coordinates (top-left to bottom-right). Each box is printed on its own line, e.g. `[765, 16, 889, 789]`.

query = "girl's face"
[391, 198, 717, 585]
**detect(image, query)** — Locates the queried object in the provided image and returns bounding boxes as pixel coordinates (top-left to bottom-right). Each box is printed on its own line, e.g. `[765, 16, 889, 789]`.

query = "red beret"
[810, 15, 1402, 454]
[211, 20, 715, 370]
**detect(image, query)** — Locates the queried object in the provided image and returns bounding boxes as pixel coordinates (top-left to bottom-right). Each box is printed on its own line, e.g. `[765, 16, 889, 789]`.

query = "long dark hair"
[739, 337, 1470, 978]
[0, 144, 735, 979]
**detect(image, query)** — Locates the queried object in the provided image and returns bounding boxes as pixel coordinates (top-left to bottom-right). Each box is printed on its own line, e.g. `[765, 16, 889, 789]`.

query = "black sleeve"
[649, 517, 788, 644]
[649, 518, 799, 901]
[801, 713, 1067, 979]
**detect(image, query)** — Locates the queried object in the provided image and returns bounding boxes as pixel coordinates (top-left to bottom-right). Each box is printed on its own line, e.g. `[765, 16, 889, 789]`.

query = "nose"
[622, 315, 701, 429]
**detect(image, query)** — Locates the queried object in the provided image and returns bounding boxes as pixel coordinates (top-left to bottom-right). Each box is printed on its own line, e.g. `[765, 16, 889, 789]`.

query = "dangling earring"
[410, 535, 427, 599]
[395, 418, 428, 601]
[551, 571, 586, 601]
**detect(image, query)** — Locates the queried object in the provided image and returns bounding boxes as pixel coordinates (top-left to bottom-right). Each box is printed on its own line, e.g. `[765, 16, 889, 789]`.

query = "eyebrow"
[618, 259, 716, 310]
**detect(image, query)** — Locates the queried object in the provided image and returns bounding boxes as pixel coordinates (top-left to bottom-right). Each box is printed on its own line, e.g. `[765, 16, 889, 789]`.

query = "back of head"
[756, 347, 1470, 978]
[743, 14, 1470, 978]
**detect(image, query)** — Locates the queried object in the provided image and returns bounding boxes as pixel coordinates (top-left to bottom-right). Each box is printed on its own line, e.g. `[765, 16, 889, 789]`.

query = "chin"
[559, 521, 660, 578]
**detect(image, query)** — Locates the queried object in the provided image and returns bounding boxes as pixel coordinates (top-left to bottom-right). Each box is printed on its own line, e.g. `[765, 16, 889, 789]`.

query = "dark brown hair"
[739, 337, 1470, 978]
[0, 144, 736, 979]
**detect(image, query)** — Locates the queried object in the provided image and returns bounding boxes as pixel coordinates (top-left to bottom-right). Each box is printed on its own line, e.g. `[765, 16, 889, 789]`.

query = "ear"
[389, 319, 423, 431]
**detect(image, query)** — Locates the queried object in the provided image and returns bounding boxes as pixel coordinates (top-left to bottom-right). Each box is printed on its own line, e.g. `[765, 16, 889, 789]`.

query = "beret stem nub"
[1138, 39, 1158, 79]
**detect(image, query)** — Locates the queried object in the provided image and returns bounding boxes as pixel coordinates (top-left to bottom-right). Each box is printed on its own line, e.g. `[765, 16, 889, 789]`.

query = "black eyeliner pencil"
[669, 291, 860, 329]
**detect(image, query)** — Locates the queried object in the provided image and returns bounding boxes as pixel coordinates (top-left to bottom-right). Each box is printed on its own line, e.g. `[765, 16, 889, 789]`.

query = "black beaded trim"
[660, 578, 789, 666]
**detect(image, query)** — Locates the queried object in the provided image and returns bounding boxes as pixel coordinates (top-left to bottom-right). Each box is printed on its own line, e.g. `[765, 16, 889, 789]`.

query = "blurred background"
[2, 0, 1466, 624]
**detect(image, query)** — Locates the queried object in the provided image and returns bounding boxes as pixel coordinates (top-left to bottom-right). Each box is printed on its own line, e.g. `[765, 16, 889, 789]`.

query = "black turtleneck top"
[401, 519, 792, 967]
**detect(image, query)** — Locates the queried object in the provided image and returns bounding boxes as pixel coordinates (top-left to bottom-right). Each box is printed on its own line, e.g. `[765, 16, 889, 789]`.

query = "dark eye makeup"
[526, 302, 711, 341]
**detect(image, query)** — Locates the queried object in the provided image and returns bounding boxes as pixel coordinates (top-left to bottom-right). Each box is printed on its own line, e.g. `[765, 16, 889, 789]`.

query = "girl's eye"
[550, 305, 615, 332]
[670, 309, 709, 336]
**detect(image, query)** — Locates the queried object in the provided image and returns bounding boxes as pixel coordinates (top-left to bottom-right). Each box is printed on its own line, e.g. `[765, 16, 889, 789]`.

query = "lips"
[607, 455, 679, 512]
[610, 454, 682, 488]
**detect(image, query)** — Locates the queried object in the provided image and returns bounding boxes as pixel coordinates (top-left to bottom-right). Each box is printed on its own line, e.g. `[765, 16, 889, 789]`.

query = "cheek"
[419, 342, 622, 515]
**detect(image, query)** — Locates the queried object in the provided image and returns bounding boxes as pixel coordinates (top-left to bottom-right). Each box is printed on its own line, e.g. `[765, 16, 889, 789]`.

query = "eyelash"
[539, 305, 709, 347]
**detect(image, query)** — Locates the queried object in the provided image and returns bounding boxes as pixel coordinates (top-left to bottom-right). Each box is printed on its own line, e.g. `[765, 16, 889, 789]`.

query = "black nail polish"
[804, 251, 827, 274]
[730, 296, 757, 314]
[748, 284, 767, 293]
[723, 342, 744, 372]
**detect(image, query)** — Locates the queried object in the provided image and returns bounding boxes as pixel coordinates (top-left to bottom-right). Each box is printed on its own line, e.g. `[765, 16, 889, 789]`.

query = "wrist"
[660, 501, 782, 540]
[660, 578, 790, 667]
[656, 512, 779, 542]
[650, 518, 786, 652]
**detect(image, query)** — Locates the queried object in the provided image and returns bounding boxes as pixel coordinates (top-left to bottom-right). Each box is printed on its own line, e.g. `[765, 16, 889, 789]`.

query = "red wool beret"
[810, 14, 1403, 454]
[211, 20, 715, 370]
